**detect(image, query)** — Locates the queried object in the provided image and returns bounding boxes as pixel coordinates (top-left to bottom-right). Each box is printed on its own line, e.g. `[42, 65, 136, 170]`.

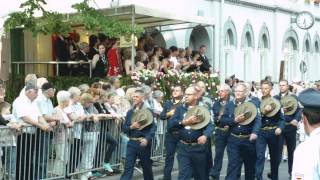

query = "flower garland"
[131, 69, 220, 99]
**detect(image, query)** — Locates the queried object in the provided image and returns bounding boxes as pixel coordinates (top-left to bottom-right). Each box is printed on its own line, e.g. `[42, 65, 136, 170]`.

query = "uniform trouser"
[255, 129, 281, 180]
[120, 140, 153, 180]
[177, 142, 209, 180]
[226, 135, 256, 180]
[279, 125, 297, 176]
[163, 132, 179, 180]
[210, 129, 230, 179]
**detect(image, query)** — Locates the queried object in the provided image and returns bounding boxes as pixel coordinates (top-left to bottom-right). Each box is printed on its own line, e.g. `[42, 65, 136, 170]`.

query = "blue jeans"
[120, 140, 153, 180]
[210, 129, 230, 179]
[255, 129, 281, 180]
[163, 132, 179, 180]
[177, 142, 209, 180]
[226, 135, 256, 180]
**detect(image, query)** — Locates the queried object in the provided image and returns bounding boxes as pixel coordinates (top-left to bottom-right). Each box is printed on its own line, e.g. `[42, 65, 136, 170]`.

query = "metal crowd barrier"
[0, 118, 167, 180]
[11, 61, 93, 77]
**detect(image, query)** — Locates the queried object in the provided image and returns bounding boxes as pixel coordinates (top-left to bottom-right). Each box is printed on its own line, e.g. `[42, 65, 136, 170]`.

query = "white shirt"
[36, 93, 54, 116]
[116, 88, 126, 97]
[169, 56, 179, 69]
[12, 94, 41, 133]
[292, 127, 320, 180]
[64, 102, 84, 139]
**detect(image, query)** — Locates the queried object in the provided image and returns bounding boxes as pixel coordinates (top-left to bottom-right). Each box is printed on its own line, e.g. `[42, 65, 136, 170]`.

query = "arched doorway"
[150, 30, 166, 48]
[189, 25, 211, 59]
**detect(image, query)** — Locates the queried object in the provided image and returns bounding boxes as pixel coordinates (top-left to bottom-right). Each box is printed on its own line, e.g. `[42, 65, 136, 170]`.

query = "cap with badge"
[298, 88, 320, 110]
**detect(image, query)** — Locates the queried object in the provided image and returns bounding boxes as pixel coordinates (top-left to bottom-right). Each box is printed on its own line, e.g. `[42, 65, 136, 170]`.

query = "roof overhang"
[98, 4, 215, 28]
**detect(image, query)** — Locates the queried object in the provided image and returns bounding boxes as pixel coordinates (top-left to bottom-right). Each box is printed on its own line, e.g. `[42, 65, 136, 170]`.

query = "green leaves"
[4, 0, 144, 37]
[71, 1, 143, 37]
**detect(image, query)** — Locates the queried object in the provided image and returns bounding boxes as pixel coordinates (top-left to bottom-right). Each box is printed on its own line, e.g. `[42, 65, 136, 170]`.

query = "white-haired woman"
[52, 90, 73, 176]
[64, 87, 87, 176]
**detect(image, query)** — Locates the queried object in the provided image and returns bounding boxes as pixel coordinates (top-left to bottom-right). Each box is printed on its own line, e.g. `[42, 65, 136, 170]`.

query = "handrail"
[11, 61, 92, 77]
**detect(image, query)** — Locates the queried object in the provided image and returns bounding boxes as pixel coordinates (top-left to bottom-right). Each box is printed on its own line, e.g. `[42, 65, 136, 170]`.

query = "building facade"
[1, 0, 320, 83]
[121, 0, 320, 83]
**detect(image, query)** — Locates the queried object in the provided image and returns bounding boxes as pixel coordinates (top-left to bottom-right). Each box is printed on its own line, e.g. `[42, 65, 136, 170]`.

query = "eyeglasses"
[185, 93, 195, 96]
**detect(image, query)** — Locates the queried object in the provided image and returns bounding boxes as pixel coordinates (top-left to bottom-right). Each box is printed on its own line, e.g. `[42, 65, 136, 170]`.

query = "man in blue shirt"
[168, 86, 214, 180]
[159, 85, 184, 180]
[210, 84, 232, 179]
[255, 80, 285, 180]
[221, 83, 261, 180]
[274, 80, 301, 178]
[120, 89, 157, 180]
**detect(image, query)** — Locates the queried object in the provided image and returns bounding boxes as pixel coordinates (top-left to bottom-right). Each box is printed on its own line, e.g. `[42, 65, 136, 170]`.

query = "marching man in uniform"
[168, 86, 214, 180]
[221, 83, 261, 180]
[121, 89, 157, 180]
[274, 79, 301, 178]
[159, 85, 184, 180]
[292, 88, 320, 180]
[255, 80, 285, 180]
[210, 84, 232, 179]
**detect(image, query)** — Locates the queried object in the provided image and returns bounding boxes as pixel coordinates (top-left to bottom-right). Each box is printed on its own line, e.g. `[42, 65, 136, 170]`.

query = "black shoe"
[267, 172, 272, 179]
[210, 176, 218, 180]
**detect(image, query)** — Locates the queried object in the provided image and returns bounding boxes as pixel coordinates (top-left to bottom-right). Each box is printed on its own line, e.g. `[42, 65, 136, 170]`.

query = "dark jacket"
[168, 103, 214, 142]
[221, 98, 262, 135]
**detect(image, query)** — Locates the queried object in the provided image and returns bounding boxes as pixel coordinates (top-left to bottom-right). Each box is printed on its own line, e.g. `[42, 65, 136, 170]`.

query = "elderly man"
[121, 89, 156, 180]
[274, 80, 301, 178]
[221, 83, 261, 180]
[292, 88, 320, 180]
[210, 84, 232, 179]
[74, 42, 90, 76]
[12, 83, 52, 180]
[197, 45, 212, 73]
[168, 86, 214, 180]
[159, 85, 184, 180]
[35, 82, 59, 179]
[255, 80, 285, 180]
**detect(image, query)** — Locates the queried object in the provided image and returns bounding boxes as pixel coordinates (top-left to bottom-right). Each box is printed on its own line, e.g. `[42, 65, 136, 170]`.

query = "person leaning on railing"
[64, 87, 88, 177]
[90, 88, 121, 177]
[0, 101, 23, 180]
[52, 90, 74, 176]
[12, 83, 52, 180]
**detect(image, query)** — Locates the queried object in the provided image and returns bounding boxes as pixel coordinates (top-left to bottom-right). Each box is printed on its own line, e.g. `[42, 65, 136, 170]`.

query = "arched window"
[258, 24, 270, 80]
[241, 21, 255, 81]
[282, 29, 299, 82]
[222, 18, 237, 80]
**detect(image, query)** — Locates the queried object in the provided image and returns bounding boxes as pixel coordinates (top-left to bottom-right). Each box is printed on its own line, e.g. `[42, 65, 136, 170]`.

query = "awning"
[98, 4, 215, 28]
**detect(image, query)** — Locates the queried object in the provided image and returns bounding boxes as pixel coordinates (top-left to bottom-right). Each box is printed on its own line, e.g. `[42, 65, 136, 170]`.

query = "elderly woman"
[79, 93, 118, 179]
[64, 87, 87, 176]
[52, 90, 73, 176]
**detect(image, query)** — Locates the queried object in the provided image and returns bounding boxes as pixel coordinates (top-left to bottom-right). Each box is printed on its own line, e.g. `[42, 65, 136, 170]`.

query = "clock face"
[296, 11, 314, 30]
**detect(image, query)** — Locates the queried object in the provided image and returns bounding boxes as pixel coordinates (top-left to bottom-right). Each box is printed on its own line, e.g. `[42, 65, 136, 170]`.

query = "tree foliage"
[4, 0, 143, 37]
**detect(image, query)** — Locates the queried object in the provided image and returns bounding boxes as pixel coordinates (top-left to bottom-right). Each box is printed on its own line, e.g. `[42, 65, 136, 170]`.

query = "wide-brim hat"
[260, 97, 281, 117]
[185, 106, 211, 130]
[234, 102, 257, 125]
[280, 95, 298, 115]
[132, 108, 153, 130]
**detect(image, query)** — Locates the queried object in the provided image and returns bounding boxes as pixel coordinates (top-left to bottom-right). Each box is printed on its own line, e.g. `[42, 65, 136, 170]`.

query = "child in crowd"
[0, 102, 23, 180]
